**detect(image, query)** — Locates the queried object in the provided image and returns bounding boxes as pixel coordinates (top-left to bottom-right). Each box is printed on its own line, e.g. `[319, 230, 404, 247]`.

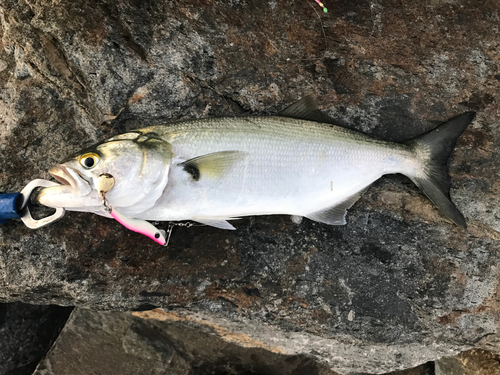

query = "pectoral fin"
[179, 151, 246, 181]
[306, 188, 368, 225]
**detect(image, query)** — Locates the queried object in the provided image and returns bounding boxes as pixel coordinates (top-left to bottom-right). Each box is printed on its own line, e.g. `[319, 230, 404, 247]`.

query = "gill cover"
[102, 132, 173, 216]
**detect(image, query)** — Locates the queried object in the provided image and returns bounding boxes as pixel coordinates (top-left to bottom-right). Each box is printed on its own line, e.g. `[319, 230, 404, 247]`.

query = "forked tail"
[406, 112, 476, 227]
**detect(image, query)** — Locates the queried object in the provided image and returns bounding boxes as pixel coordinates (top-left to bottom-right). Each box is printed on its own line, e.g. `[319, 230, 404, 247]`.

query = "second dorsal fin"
[279, 96, 341, 125]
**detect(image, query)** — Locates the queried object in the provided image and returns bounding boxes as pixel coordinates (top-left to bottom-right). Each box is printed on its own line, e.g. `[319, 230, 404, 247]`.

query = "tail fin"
[406, 112, 476, 228]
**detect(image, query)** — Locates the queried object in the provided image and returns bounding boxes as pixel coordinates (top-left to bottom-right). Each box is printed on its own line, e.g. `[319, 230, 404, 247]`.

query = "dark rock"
[34, 308, 340, 375]
[0, 302, 72, 375]
[0, 0, 499, 374]
[361, 362, 435, 375]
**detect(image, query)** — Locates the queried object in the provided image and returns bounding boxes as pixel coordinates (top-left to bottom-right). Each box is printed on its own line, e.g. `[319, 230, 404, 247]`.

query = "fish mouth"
[38, 165, 97, 209]
[38, 164, 102, 212]
[48, 165, 92, 197]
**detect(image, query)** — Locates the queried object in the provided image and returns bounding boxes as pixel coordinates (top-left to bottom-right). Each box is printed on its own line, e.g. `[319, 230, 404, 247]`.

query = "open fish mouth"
[48, 165, 92, 197]
[38, 165, 98, 209]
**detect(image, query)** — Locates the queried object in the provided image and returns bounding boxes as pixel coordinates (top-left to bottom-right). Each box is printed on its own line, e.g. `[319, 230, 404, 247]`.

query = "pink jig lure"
[110, 209, 167, 245]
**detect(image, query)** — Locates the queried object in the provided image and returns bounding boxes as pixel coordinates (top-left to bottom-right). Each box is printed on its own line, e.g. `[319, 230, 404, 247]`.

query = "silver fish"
[39, 97, 474, 241]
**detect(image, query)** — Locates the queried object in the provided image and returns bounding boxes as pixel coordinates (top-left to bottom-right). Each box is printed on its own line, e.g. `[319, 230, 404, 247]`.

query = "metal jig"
[96, 173, 115, 213]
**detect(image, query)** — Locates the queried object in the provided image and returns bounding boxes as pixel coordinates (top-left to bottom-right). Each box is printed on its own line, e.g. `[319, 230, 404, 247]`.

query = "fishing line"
[273, 0, 329, 64]
[164, 221, 202, 247]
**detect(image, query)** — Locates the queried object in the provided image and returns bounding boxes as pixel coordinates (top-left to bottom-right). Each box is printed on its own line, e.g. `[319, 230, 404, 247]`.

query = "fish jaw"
[38, 165, 101, 209]
[38, 184, 101, 209]
[49, 165, 92, 196]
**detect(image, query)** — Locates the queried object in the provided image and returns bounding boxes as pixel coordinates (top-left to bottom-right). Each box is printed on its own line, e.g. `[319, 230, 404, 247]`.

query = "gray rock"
[34, 307, 340, 375]
[363, 363, 434, 375]
[0, 0, 499, 374]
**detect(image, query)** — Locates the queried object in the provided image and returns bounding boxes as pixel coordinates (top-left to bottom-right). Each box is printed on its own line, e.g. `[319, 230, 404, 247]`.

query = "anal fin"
[305, 189, 367, 225]
[193, 216, 238, 230]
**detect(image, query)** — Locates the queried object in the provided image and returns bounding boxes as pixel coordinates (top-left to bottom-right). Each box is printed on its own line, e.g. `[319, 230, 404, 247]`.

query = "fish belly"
[136, 117, 414, 222]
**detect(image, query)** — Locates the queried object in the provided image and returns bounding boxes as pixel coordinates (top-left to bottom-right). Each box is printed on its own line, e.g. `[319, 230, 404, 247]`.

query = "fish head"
[38, 132, 173, 214]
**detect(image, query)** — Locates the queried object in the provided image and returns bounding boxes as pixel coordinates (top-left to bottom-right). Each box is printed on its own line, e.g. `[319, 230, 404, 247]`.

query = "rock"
[0, 0, 499, 374]
[34, 307, 340, 375]
[435, 349, 500, 375]
[366, 363, 434, 375]
[0, 302, 72, 375]
[34, 307, 436, 375]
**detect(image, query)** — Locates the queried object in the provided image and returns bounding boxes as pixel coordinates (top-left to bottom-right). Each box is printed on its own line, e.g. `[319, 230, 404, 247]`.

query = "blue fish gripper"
[0, 192, 22, 224]
[0, 180, 65, 228]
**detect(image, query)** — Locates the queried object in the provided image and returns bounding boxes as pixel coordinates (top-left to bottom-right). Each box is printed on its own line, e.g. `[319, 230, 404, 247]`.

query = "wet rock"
[0, 0, 499, 374]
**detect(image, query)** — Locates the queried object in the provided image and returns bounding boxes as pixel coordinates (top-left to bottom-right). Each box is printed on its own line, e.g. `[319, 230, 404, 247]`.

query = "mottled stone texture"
[0, 0, 499, 373]
[435, 349, 500, 375]
[370, 363, 434, 375]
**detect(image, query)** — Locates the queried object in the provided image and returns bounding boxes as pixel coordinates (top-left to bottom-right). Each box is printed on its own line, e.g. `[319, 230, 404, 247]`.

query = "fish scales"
[139, 116, 415, 221]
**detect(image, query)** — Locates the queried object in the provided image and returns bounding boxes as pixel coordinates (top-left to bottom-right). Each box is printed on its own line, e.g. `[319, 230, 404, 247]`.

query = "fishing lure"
[96, 173, 167, 245]
[314, 0, 328, 13]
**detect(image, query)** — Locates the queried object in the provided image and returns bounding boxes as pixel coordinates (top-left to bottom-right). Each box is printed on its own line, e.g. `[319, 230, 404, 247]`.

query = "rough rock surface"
[435, 349, 500, 375]
[35, 308, 340, 375]
[371, 363, 434, 375]
[0, 0, 499, 374]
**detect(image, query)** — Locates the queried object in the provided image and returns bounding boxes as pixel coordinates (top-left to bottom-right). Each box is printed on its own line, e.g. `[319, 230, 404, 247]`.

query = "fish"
[38, 97, 475, 244]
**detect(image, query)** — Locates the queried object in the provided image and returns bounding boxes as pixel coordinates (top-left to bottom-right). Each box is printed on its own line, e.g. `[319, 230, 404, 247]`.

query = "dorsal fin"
[279, 96, 341, 125]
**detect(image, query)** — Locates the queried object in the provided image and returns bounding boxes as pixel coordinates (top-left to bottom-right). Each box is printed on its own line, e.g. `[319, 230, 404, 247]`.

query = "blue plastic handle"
[0, 193, 22, 224]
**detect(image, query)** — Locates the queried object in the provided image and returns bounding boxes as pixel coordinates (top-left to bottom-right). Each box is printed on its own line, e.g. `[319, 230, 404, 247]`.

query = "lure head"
[39, 132, 173, 216]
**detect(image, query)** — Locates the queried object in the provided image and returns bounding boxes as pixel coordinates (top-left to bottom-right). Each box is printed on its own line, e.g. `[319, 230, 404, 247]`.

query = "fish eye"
[79, 153, 100, 169]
